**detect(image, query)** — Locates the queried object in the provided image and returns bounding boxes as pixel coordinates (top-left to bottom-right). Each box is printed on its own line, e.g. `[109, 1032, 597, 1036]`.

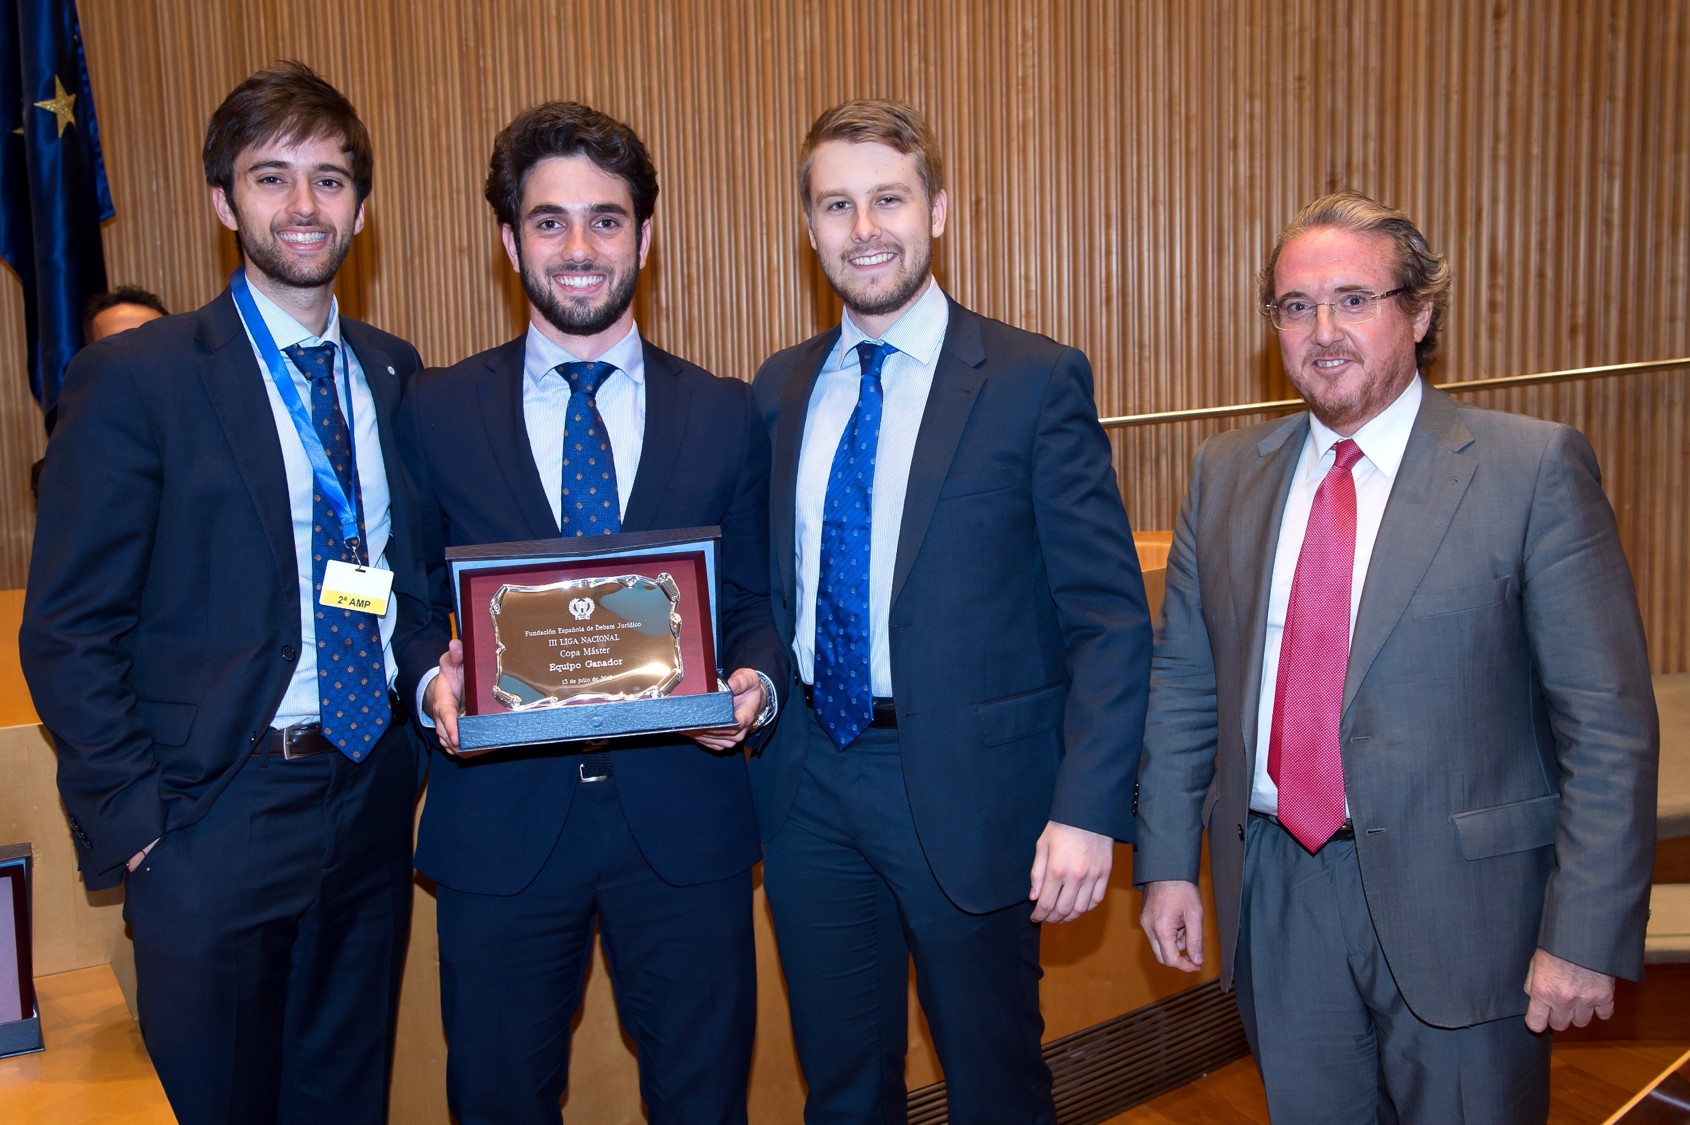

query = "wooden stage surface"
[0, 965, 172, 1123]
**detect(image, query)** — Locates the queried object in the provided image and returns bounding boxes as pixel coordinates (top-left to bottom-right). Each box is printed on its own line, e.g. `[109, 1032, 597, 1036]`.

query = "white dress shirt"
[234, 284, 397, 729]
[1250, 376, 1424, 814]
[419, 321, 785, 727]
[520, 320, 647, 525]
[793, 280, 949, 698]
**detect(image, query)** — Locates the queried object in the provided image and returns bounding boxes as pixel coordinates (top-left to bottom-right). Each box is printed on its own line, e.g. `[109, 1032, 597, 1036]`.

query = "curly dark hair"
[484, 102, 658, 236]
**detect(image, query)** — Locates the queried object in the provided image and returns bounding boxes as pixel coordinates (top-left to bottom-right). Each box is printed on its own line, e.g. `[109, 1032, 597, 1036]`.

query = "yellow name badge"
[321, 560, 395, 616]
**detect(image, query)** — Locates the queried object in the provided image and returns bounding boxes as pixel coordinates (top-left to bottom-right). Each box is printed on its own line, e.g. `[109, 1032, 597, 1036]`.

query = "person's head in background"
[83, 286, 169, 344]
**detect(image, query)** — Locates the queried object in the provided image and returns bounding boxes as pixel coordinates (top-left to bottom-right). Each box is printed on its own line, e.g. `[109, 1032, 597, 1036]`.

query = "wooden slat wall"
[0, 0, 1684, 672]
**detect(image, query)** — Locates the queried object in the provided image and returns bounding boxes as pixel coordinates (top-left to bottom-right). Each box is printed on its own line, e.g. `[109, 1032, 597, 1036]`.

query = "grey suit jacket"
[1133, 381, 1658, 1028]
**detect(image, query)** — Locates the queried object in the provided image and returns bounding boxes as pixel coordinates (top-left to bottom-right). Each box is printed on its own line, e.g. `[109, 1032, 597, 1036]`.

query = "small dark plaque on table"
[448, 528, 734, 753]
[0, 842, 42, 1059]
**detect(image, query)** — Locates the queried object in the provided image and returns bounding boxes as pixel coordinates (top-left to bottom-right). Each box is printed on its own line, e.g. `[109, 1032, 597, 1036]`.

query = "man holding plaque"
[21, 63, 427, 1125]
[397, 103, 785, 1124]
[752, 100, 1152, 1121]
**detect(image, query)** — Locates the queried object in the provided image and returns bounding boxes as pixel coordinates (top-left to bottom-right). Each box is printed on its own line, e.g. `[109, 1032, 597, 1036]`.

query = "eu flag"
[0, 0, 113, 421]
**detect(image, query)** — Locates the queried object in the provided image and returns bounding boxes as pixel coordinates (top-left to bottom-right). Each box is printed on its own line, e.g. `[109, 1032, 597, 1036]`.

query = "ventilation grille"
[906, 978, 1250, 1124]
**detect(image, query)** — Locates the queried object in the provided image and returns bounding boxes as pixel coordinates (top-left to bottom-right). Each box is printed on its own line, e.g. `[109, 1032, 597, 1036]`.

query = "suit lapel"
[889, 307, 986, 606]
[1344, 386, 1475, 712]
[195, 290, 296, 584]
[771, 330, 838, 602]
[340, 319, 402, 467]
[476, 337, 560, 538]
[622, 341, 687, 532]
[1234, 415, 1308, 762]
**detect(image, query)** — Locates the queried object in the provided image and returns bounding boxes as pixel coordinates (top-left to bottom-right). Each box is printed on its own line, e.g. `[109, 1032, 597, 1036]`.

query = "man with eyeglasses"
[1133, 190, 1658, 1122]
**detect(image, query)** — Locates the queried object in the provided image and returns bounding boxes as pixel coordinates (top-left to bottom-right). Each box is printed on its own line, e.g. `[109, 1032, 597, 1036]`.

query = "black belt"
[256, 695, 406, 760]
[800, 683, 898, 728]
[255, 722, 336, 760]
[1250, 810, 1355, 842]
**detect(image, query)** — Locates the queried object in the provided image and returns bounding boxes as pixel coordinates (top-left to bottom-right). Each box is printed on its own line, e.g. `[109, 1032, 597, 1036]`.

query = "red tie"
[1269, 438, 1364, 851]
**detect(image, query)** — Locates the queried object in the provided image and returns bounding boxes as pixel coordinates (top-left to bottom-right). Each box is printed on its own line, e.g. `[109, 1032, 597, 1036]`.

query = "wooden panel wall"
[1, 4, 1684, 1119]
[1, 0, 1685, 665]
[13, 0, 1682, 666]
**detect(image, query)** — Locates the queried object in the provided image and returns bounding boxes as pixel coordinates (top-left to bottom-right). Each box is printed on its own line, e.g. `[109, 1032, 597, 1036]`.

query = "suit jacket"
[20, 290, 429, 890]
[752, 300, 1152, 914]
[396, 336, 784, 896]
[1133, 382, 1659, 1027]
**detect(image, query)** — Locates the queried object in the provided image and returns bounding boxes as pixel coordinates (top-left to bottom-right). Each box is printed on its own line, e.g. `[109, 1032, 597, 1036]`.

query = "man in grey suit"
[1134, 190, 1658, 1122]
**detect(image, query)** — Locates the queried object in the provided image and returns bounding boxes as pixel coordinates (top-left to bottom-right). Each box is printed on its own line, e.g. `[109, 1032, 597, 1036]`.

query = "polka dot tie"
[813, 340, 894, 749]
[1268, 438, 1365, 851]
[556, 361, 621, 536]
[283, 342, 390, 760]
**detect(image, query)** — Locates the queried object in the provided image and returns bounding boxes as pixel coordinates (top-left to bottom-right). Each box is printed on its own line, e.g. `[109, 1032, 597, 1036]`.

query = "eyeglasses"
[1264, 288, 1407, 331]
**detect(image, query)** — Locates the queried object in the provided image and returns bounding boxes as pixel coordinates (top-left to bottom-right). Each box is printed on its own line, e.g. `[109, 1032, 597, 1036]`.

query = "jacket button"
[281, 645, 298, 661]
[1237, 823, 1245, 841]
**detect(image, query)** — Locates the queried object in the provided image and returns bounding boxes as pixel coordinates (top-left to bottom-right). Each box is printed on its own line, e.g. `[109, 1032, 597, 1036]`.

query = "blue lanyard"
[229, 268, 365, 558]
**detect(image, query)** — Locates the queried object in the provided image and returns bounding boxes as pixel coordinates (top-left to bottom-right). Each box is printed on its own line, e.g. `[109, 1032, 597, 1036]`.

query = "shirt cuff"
[416, 667, 440, 729]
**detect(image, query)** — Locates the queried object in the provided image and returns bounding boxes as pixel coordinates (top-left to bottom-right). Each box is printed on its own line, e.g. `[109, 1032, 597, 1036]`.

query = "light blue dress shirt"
[794, 279, 950, 698]
[520, 320, 647, 525]
[234, 284, 396, 729]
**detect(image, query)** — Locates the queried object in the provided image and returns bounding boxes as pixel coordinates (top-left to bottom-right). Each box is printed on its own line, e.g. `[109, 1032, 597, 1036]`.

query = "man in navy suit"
[20, 62, 427, 1125]
[752, 100, 1152, 1123]
[398, 102, 785, 1124]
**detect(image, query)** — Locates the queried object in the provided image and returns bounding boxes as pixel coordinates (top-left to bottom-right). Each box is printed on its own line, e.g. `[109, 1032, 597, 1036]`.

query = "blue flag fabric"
[1, 0, 113, 419]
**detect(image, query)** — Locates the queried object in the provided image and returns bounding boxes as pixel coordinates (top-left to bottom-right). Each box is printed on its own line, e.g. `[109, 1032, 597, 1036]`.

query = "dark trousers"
[762, 700, 1054, 1125]
[1236, 815, 1552, 1124]
[434, 775, 756, 1125]
[123, 722, 418, 1125]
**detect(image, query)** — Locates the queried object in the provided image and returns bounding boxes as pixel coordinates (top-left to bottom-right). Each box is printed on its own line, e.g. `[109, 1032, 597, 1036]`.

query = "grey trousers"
[1234, 815, 1551, 1124]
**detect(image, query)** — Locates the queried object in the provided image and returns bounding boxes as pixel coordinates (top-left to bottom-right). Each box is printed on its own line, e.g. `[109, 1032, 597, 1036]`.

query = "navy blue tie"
[284, 342, 389, 760]
[813, 340, 894, 749]
[555, 360, 620, 781]
[556, 361, 621, 536]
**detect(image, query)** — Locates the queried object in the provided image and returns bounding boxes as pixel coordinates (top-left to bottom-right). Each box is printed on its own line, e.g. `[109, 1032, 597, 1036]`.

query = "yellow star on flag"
[33, 76, 77, 138]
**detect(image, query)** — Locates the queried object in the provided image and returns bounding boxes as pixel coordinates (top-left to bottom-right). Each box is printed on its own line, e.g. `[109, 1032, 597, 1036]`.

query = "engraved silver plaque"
[489, 573, 683, 709]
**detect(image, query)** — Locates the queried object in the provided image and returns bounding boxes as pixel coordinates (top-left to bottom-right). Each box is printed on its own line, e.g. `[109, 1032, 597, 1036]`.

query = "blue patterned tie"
[556, 361, 621, 536]
[813, 340, 894, 749]
[284, 342, 389, 760]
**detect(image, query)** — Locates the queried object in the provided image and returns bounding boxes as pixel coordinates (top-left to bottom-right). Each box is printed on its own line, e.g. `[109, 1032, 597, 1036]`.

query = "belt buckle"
[578, 739, 611, 783]
[281, 721, 323, 761]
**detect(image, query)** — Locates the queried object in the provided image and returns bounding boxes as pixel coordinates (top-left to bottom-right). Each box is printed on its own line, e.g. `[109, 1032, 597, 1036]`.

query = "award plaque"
[448, 528, 735, 753]
[0, 842, 42, 1060]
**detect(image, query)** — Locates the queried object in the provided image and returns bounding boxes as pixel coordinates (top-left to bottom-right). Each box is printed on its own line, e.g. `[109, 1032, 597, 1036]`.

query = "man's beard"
[820, 237, 932, 321]
[237, 220, 353, 291]
[520, 245, 640, 338]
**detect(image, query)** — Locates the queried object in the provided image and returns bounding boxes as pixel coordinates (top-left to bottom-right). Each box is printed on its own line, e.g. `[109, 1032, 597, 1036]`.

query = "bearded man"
[22, 61, 428, 1125]
[395, 101, 784, 1125]
[750, 100, 1151, 1123]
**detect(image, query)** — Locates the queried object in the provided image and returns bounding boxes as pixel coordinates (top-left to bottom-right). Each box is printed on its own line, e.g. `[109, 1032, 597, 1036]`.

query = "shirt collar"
[836, 278, 950, 369]
[243, 278, 342, 351]
[1305, 374, 1423, 481]
[524, 320, 646, 390]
